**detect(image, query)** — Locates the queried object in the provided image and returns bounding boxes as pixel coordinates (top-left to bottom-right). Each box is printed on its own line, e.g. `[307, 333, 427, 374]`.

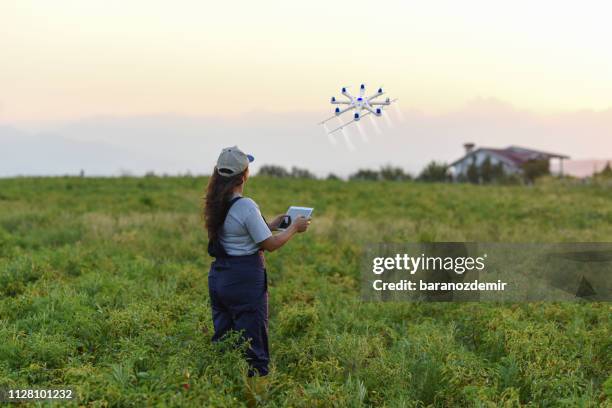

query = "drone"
[319, 84, 397, 135]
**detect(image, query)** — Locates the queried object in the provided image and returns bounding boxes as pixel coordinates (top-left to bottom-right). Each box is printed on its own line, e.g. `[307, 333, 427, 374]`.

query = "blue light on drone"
[342, 87, 347, 93]
[331, 96, 336, 102]
[354, 113, 360, 119]
[357, 97, 363, 101]
[360, 84, 365, 89]
[335, 107, 340, 113]
[376, 108, 382, 114]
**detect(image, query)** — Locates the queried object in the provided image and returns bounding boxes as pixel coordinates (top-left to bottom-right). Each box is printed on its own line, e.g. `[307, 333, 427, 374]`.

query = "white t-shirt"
[219, 195, 272, 256]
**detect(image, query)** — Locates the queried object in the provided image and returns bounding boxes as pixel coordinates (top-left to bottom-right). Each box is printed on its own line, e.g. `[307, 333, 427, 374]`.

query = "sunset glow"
[2, 1, 612, 121]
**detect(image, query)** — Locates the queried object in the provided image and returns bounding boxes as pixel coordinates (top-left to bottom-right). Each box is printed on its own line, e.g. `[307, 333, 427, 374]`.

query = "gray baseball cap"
[216, 146, 254, 177]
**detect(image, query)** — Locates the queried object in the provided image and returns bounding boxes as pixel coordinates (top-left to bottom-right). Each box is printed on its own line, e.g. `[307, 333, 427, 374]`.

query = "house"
[449, 144, 570, 180]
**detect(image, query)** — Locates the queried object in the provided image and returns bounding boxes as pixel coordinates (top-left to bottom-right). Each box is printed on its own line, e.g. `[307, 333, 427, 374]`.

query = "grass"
[0, 176, 610, 406]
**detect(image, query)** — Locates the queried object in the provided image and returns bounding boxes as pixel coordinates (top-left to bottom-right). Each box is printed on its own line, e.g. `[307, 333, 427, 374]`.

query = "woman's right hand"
[261, 215, 310, 252]
[292, 216, 310, 233]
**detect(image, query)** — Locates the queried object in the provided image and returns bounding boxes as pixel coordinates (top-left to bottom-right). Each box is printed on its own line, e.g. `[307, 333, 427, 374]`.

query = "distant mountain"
[2, 99, 611, 177]
[0, 125, 172, 177]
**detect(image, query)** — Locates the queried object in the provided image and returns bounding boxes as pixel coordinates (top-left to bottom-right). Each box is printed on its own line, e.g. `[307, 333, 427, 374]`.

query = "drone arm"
[342, 90, 355, 101]
[327, 120, 354, 135]
[367, 92, 384, 102]
[371, 97, 397, 106]
[327, 111, 372, 134]
[318, 115, 338, 125]
[363, 106, 378, 115]
[331, 100, 351, 105]
[317, 106, 356, 125]
[336, 106, 355, 115]
[370, 98, 396, 106]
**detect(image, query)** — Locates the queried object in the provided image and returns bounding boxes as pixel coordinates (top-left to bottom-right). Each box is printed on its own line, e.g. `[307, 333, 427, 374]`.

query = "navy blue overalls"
[208, 197, 269, 376]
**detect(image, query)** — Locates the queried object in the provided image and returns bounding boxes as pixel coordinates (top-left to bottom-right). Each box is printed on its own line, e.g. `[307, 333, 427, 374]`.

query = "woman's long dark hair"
[204, 168, 247, 241]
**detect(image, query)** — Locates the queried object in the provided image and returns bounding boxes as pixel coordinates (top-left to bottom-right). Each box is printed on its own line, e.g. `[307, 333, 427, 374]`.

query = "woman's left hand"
[268, 214, 287, 231]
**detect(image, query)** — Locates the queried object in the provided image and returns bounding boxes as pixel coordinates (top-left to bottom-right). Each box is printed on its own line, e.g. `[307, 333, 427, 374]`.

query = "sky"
[1, 1, 611, 176]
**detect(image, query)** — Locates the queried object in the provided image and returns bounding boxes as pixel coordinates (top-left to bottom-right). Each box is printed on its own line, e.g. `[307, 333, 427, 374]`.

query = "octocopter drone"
[319, 84, 397, 137]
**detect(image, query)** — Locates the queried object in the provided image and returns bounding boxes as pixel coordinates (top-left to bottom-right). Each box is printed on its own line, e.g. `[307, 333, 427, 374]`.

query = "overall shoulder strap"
[229, 195, 243, 205]
[226, 196, 243, 216]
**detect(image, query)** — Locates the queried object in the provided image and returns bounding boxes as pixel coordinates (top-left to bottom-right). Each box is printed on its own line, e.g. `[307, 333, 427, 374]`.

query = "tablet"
[278, 206, 314, 230]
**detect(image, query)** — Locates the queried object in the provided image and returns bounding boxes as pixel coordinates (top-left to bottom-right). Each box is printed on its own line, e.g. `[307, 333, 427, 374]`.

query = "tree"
[480, 157, 493, 183]
[290, 166, 316, 179]
[522, 159, 550, 183]
[491, 162, 505, 182]
[257, 165, 317, 179]
[379, 165, 411, 181]
[418, 161, 449, 182]
[257, 165, 290, 178]
[349, 169, 380, 181]
[466, 158, 480, 184]
[597, 161, 612, 178]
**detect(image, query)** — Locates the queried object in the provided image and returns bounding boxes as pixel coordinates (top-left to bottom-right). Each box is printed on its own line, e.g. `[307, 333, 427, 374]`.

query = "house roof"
[450, 146, 570, 167]
[506, 146, 570, 160]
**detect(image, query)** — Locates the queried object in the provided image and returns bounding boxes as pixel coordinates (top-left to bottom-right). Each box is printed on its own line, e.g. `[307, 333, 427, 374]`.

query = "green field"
[0, 176, 610, 407]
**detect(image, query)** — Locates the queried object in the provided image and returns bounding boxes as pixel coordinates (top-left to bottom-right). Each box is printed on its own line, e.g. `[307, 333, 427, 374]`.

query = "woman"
[204, 146, 309, 376]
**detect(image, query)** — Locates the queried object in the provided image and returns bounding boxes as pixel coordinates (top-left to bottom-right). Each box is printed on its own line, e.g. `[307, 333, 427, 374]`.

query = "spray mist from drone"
[341, 128, 355, 150]
[368, 114, 382, 135]
[392, 102, 405, 122]
[356, 122, 368, 142]
[322, 123, 337, 145]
